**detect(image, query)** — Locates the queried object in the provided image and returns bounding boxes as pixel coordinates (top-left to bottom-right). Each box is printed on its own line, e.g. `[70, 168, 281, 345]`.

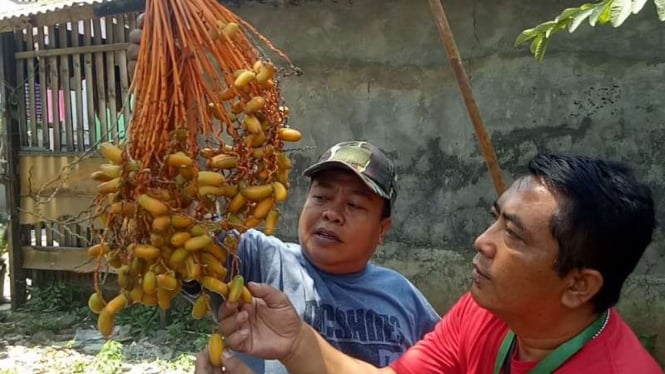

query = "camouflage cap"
[303, 141, 398, 209]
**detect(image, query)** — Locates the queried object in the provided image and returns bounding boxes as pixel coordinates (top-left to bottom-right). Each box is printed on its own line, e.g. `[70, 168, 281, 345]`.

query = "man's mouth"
[472, 256, 491, 280]
[314, 228, 342, 243]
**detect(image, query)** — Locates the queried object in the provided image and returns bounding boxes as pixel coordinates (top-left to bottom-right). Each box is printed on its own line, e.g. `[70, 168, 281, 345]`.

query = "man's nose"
[322, 201, 344, 224]
[474, 224, 498, 259]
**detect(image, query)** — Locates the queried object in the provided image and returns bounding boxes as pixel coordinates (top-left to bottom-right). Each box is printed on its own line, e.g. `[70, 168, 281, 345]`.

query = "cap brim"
[303, 160, 390, 200]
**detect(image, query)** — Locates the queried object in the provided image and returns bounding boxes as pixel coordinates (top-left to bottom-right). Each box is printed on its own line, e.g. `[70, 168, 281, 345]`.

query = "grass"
[2, 282, 212, 372]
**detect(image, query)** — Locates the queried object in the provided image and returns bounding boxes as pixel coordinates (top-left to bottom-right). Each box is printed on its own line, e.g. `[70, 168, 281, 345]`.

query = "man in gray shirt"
[188, 141, 440, 373]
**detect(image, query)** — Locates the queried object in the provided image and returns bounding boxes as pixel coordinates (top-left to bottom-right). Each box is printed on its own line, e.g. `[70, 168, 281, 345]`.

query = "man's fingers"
[219, 309, 247, 337]
[219, 301, 240, 320]
[223, 328, 250, 351]
[137, 13, 144, 29]
[194, 350, 222, 374]
[247, 282, 291, 308]
[224, 354, 256, 374]
[194, 351, 208, 373]
[128, 29, 142, 45]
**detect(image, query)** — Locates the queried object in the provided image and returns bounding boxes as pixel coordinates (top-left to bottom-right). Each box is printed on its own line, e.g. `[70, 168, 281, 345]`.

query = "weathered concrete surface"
[228, 0, 665, 365]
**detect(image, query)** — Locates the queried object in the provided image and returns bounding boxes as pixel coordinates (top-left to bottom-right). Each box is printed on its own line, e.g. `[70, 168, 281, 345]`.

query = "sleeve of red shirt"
[390, 293, 474, 374]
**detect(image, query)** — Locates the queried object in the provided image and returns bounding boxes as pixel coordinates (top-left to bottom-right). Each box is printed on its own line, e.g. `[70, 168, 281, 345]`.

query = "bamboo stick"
[427, 0, 506, 195]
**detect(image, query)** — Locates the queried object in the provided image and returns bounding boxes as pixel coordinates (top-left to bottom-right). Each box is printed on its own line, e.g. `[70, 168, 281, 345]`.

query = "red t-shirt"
[391, 293, 663, 373]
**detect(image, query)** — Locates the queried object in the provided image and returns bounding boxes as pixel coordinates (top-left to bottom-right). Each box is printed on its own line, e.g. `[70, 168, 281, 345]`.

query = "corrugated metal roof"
[0, 0, 112, 22]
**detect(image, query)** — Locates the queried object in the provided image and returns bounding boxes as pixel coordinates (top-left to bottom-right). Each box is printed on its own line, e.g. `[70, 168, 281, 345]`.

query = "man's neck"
[509, 308, 601, 362]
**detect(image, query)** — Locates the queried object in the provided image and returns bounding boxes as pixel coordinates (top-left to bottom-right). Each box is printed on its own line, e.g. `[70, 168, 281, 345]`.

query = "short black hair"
[528, 153, 655, 312]
[381, 199, 391, 219]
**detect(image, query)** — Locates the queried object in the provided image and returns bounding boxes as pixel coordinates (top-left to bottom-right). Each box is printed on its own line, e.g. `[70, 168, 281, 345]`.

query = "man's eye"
[505, 229, 522, 242]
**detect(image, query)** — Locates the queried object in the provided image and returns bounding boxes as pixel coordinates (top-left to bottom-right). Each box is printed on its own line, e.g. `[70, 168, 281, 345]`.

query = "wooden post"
[37, 26, 50, 149]
[71, 21, 86, 151]
[93, 19, 109, 143]
[1, 32, 27, 308]
[59, 25, 74, 151]
[48, 25, 61, 151]
[427, 0, 506, 196]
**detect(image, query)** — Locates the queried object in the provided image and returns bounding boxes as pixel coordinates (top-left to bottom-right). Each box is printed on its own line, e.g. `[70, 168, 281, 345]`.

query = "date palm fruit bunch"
[85, 0, 301, 362]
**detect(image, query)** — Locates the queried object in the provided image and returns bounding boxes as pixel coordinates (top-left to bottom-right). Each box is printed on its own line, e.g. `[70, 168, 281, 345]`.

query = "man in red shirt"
[207, 153, 663, 374]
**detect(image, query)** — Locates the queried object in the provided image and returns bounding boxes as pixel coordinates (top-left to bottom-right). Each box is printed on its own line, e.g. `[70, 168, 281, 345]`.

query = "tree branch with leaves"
[515, 0, 665, 61]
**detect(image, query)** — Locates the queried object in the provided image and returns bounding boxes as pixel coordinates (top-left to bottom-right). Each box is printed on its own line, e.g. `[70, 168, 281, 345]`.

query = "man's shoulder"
[237, 229, 303, 263]
[594, 310, 664, 372]
[446, 292, 499, 325]
[240, 229, 298, 250]
[367, 263, 416, 282]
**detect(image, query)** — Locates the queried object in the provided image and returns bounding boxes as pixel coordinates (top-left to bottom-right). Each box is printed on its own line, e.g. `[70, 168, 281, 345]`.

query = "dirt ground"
[0, 302, 200, 373]
[0, 262, 207, 374]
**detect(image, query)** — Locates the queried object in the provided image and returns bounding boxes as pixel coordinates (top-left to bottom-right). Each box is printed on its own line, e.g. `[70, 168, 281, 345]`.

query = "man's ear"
[378, 217, 392, 244]
[561, 268, 604, 309]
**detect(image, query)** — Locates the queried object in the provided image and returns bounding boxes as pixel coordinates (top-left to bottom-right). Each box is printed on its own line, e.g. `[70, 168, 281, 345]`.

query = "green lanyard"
[493, 310, 609, 374]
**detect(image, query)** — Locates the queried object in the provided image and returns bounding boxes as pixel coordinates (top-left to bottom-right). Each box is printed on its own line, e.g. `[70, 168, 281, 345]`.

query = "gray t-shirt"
[225, 229, 441, 374]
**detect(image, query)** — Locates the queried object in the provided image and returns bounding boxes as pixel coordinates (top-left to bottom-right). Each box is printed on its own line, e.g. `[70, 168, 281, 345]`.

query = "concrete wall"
[227, 0, 665, 364]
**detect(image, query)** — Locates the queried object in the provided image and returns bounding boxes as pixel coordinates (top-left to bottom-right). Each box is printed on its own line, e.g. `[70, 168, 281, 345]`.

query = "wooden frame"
[0, 2, 142, 309]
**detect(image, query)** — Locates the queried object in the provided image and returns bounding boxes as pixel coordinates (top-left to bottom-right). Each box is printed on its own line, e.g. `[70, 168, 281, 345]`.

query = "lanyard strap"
[493, 310, 609, 374]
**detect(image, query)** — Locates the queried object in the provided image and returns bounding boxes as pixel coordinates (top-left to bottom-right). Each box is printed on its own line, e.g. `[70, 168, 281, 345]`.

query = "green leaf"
[514, 28, 539, 47]
[530, 34, 544, 55]
[532, 20, 559, 33]
[580, 2, 599, 10]
[535, 37, 551, 62]
[569, 8, 595, 31]
[598, 1, 614, 23]
[610, 0, 632, 26]
[546, 21, 569, 38]
[556, 7, 582, 22]
[515, 21, 557, 47]
[589, 1, 610, 26]
[631, 0, 648, 13]
[656, 0, 665, 21]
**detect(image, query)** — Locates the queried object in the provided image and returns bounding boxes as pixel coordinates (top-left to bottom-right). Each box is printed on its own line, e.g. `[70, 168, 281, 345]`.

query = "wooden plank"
[59, 25, 74, 151]
[127, 12, 137, 31]
[16, 30, 28, 148]
[71, 21, 85, 151]
[83, 20, 96, 148]
[74, 223, 83, 247]
[37, 27, 49, 149]
[105, 17, 119, 142]
[15, 43, 130, 60]
[115, 15, 131, 129]
[48, 25, 61, 151]
[0, 19, 31, 35]
[93, 19, 108, 143]
[0, 6, 132, 36]
[94, 0, 146, 18]
[30, 8, 96, 33]
[26, 29, 38, 148]
[34, 222, 43, 246]
[52, 221, 63, 247]
[45, 222, 54, 246]
[1, 32, 28, 308]
[21, 246, 111, 273]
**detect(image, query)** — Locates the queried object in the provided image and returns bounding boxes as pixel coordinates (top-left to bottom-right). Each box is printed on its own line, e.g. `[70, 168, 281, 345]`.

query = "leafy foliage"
[515, 0, 665, 61]
[92, 339, 125, 374]
[21, 283, 209, 353]
[114, 296, 210, 353]
[0, 223, 7, 258]
[21, 283, 90, 314]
